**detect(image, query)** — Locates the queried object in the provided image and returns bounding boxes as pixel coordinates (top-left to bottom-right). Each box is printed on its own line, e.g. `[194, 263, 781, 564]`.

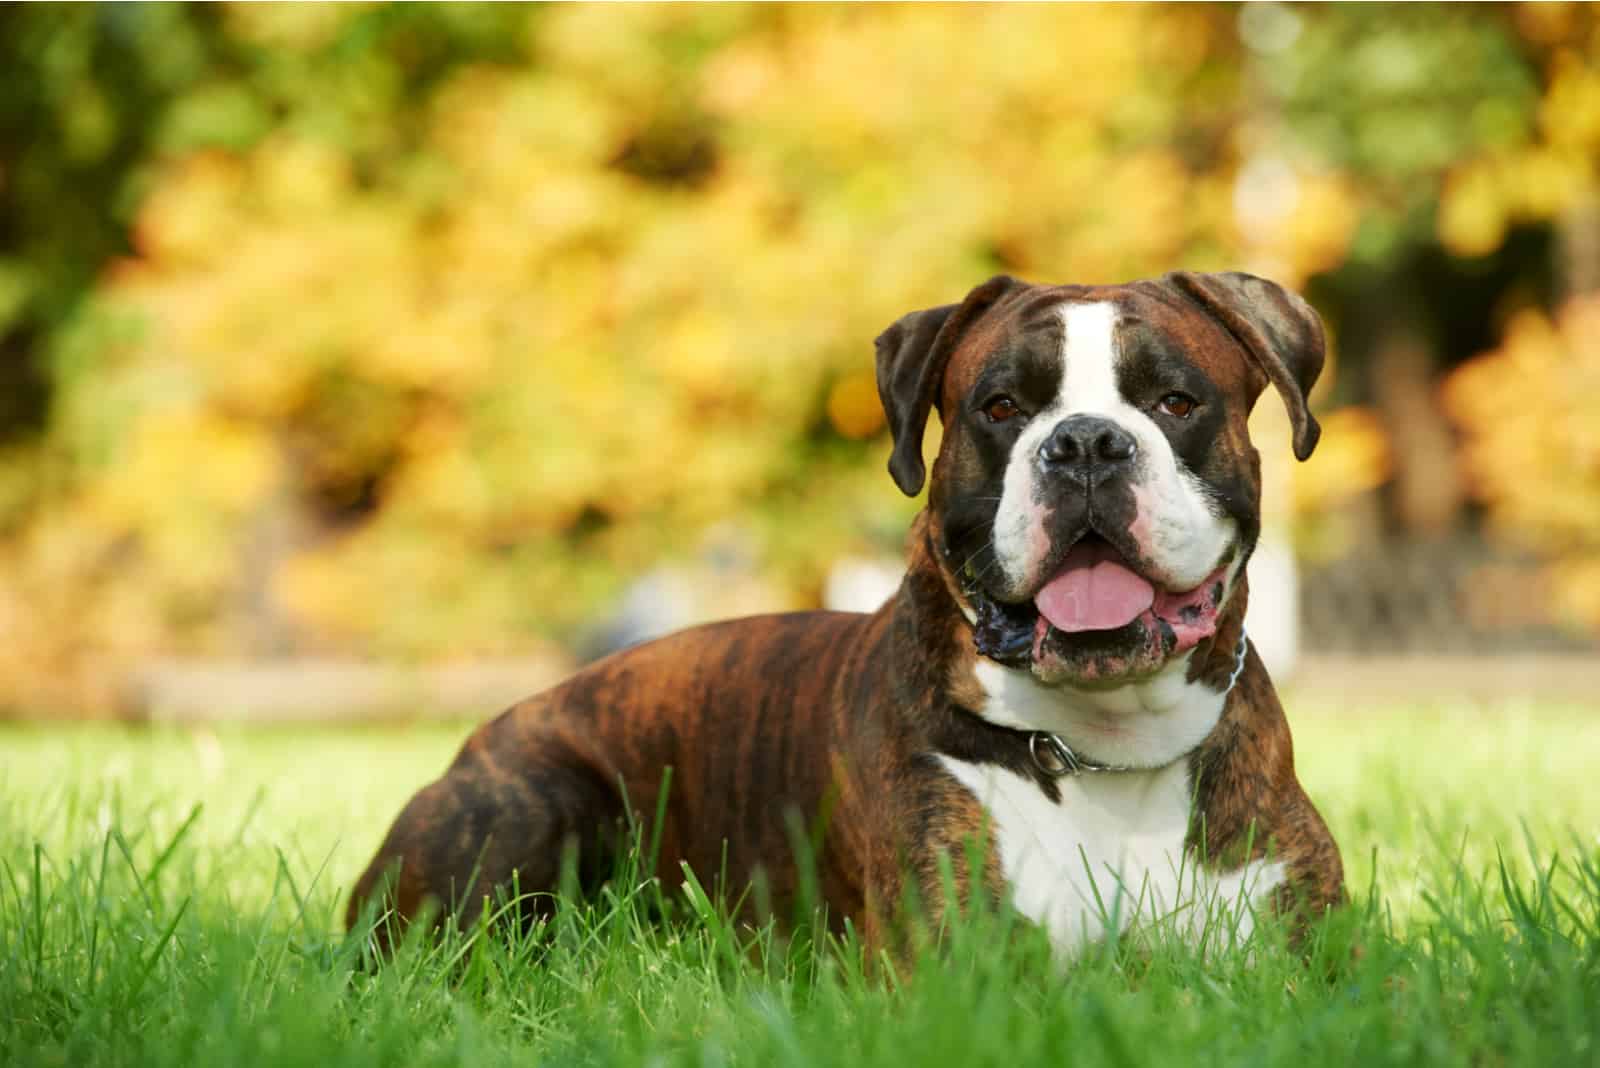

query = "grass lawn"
[3, 698, 1598, 1066]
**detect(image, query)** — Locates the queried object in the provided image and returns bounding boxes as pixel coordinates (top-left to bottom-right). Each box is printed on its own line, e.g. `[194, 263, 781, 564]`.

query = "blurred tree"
[1445, 296, 1600, 628]
[1243, 4, 1550, 541]
[0, 5, 220, 442]
[1426, 3, 1600, 628]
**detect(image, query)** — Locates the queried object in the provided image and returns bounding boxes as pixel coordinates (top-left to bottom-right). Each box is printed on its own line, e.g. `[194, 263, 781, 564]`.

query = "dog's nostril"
[1094, 427, 1136, 463]
[1039, 433, 1081, 465]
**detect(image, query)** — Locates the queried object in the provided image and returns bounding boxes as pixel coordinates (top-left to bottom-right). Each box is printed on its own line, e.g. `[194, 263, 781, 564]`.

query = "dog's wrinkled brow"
[1013, 314, 1063, 339]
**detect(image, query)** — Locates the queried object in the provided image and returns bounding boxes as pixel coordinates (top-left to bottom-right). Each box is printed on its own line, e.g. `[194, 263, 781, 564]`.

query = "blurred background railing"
[0, 4, 1596, 719]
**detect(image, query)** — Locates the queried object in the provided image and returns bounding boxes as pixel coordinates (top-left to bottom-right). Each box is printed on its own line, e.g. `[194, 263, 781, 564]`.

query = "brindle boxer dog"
[348, 271, 1345, 958]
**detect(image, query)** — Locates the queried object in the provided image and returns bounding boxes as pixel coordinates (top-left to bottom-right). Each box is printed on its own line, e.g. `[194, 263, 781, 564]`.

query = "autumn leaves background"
[0, 4, 1596, 711]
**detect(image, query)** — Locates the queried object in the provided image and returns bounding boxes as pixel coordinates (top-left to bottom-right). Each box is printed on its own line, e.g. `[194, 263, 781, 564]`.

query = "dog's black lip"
[971, 591, 1037, 666]
[1063, 529, 1116, 556]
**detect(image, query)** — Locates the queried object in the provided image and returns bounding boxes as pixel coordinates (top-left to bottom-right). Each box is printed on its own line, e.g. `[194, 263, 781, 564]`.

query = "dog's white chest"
[937, 756, 1284, 957]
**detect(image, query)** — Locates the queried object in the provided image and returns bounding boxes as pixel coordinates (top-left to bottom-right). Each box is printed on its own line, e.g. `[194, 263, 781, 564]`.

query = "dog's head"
[877, 272, 1324, 688]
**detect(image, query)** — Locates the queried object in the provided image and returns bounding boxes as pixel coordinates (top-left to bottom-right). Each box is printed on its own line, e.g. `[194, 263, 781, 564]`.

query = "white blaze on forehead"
[1055, 301, 1126, 418]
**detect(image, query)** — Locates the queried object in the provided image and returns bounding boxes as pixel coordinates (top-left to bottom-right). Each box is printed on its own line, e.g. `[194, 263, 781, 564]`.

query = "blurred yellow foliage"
[1439, 44, 1600, 257]
[1289, 407, 1392, 519]
[828, 372, 887, 441]
[12, 3, 1582, 707]
[1445, 297, 1600, 625]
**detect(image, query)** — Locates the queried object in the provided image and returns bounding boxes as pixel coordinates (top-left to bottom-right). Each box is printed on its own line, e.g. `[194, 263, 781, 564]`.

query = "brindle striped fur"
[347, 515, 1341, 949]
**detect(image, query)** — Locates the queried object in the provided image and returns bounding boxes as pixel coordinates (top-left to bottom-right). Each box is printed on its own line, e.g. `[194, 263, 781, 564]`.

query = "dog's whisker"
[946, 528, 997, 552]
[966, 556, 1005, 587]
[957, 538, 993, 566]
[956, 539, 997, 578]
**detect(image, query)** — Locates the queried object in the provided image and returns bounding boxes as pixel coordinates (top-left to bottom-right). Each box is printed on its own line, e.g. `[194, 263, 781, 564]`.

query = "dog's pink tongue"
[1034, 542, 1156, 632]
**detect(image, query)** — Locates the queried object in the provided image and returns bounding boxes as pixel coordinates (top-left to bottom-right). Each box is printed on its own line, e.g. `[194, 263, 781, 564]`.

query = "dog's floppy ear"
[875, 274, 1023, 496]
[1169, 271, 1327, 461]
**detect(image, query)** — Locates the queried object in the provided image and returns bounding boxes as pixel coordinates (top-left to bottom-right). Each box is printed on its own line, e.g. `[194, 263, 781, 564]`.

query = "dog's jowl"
[348, 271, 1345, 957]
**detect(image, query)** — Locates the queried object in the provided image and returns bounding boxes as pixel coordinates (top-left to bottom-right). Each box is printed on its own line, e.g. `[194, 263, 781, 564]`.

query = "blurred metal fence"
[1289, 535, 1598, 703]
[116, 537, 1597, 723]
[1299, 537, 1594, 656]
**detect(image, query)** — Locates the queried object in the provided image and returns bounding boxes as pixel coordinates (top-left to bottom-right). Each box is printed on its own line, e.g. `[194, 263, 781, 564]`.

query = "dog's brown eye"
[984, 396, 1022, 423]
[1157, 392, 1197, 419]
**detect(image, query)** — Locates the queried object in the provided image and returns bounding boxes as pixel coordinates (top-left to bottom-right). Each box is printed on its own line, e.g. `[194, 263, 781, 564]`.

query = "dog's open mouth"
[1034, 535, 1225, 642]
[972, 533, 1230, 677]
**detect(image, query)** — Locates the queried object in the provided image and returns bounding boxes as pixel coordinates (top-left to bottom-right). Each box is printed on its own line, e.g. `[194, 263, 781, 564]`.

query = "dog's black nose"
[1038, 415, 1137, 478]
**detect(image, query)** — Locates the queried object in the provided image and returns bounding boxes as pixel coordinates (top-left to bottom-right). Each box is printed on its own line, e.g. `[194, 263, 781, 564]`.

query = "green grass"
[3, 699, 1599, 1067]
